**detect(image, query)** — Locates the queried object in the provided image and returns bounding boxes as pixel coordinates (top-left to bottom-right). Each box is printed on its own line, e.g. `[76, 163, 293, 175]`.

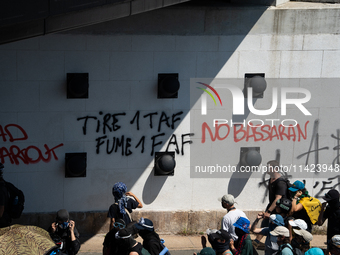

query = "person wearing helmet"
[275, 198, 293, 227]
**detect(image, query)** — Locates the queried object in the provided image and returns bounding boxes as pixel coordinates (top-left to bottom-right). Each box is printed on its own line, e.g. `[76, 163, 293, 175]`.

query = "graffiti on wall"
[77, 110, 193, 156]
[0, 124, 64, 165]
[257, 119, 340, 199]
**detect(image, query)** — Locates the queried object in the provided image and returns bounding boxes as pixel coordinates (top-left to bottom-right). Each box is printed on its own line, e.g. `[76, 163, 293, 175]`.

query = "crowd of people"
[1, 161, 340, 255]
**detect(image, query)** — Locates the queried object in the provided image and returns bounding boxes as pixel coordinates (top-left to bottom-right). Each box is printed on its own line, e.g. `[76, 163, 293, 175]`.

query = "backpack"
[276, 244, 303, 255]
[5, 181, 25, 219]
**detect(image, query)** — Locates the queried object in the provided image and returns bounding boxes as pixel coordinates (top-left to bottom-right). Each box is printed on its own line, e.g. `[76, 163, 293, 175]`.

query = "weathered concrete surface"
[13, 210, 327, 235]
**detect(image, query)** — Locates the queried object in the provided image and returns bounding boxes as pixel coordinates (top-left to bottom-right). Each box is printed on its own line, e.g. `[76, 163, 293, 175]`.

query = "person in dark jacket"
[134, 218, 163, 255]
[0, 163, 10, 228]
[103, 219, 127, 255]
[48, 209, 80, 255]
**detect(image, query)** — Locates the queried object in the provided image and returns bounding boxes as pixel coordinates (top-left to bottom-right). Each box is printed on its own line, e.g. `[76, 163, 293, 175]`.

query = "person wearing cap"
[207, 228, 233, 255]
[134, 218, 165, 255]
[288, 219, 308, 242]
[48, 209, 80, 255]
[328, 235, 340, 255]
[251, 213, 284, 255]
[230, 217, 253, 255]
[289, 180, 321, 232]
[275, 198, 293, 225]
[219, 194, 248, 241]
[108, 182, 143, 231]
[291, 229, 313, 255]
[103, 218, 126, 255]
[270, 226, 293, 255]
[0, 163, 10, 228]
[116, 228, 143, 255]
[317, 189, 340, 246]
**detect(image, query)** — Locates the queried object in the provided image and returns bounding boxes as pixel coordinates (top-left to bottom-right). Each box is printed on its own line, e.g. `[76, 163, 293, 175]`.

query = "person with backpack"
[270, 226, 293, 255]
[289, 180, 322, 232]
[253, 160, 289, 248]
[0, 163, 10, 228]
[108, 182, 143, 232]
[291, 229, 313, 255]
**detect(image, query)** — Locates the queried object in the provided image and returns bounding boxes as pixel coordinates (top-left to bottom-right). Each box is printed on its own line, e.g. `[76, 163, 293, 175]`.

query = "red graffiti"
[202, 121, 309, 143]
[0, 124, 64, 165]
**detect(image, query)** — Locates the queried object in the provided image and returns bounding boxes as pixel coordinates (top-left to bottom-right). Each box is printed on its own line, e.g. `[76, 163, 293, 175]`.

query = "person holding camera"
[48, 209, 81, 255]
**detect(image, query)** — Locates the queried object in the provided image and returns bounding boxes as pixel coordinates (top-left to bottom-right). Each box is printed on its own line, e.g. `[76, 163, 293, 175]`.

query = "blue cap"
[305, 248, 324, 255]
[289, 180, 305, 192]
[269, 214, 285, 226]
[233, 217, 250, 233]
[135, 218, 154, 231]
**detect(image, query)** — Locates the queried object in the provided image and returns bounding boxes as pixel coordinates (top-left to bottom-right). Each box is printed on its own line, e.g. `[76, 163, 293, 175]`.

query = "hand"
[295, 190, 303, 197]
[230, 239, 235, 249]
[257, 212, 264, 219]
[263, 212, 271, 219]
[69, 220, 75, 232]
[51, 222, 57, 233]
[125, 191, 133, 196]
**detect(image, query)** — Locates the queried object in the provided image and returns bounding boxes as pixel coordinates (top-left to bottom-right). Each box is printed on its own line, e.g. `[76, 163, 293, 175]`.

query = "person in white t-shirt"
[219, 194, 248, 241]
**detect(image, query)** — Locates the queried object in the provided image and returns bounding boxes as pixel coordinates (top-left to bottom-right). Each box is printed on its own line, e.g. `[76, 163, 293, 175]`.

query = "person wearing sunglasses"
[103, 219, 126, 255]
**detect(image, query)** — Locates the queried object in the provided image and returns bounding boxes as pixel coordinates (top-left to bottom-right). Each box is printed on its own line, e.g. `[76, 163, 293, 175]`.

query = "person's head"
[207, 229, 231, 252]
[276, 198, 292, 215]
[292, 229, 313, 252]
[289, 180, 306, 198]
[289, 219, 308, 231]
[0, 162, 4, 180]
[267, 160, 280, 174]
[218, 194, 234, 209]
[197, 247, 216, 255]
[270, 226, 290, 245]
[233, 217, 250, 236]
[329, 235, 340, 255]
[112, 182, 127, 201]
[323, 189, 340, 208]
[269, 214, 284, 231]
[135, 218, 154, 237]
[116, 228, 136, 248]
[56, 209, 70, 229]
[304, 248, 325, 255]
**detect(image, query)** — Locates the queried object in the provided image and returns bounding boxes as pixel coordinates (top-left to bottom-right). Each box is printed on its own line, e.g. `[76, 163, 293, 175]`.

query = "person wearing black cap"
[103, 218, 126, 255]
[134, 217, 165, 255]
[317, 189, 340, 245]
[207, 228, 232, 255]
[48, 209, 80, 255]
[116, 228, 143, 255]
[0, 163, 10, 228]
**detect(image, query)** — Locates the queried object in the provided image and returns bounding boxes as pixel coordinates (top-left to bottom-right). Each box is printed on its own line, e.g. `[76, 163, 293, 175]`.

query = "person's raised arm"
[250, 213, 264, 234]
[126, 191, 143, 208]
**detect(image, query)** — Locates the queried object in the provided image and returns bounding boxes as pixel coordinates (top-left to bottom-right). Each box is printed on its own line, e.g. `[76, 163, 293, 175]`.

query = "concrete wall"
[1, 2, 340, 234]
